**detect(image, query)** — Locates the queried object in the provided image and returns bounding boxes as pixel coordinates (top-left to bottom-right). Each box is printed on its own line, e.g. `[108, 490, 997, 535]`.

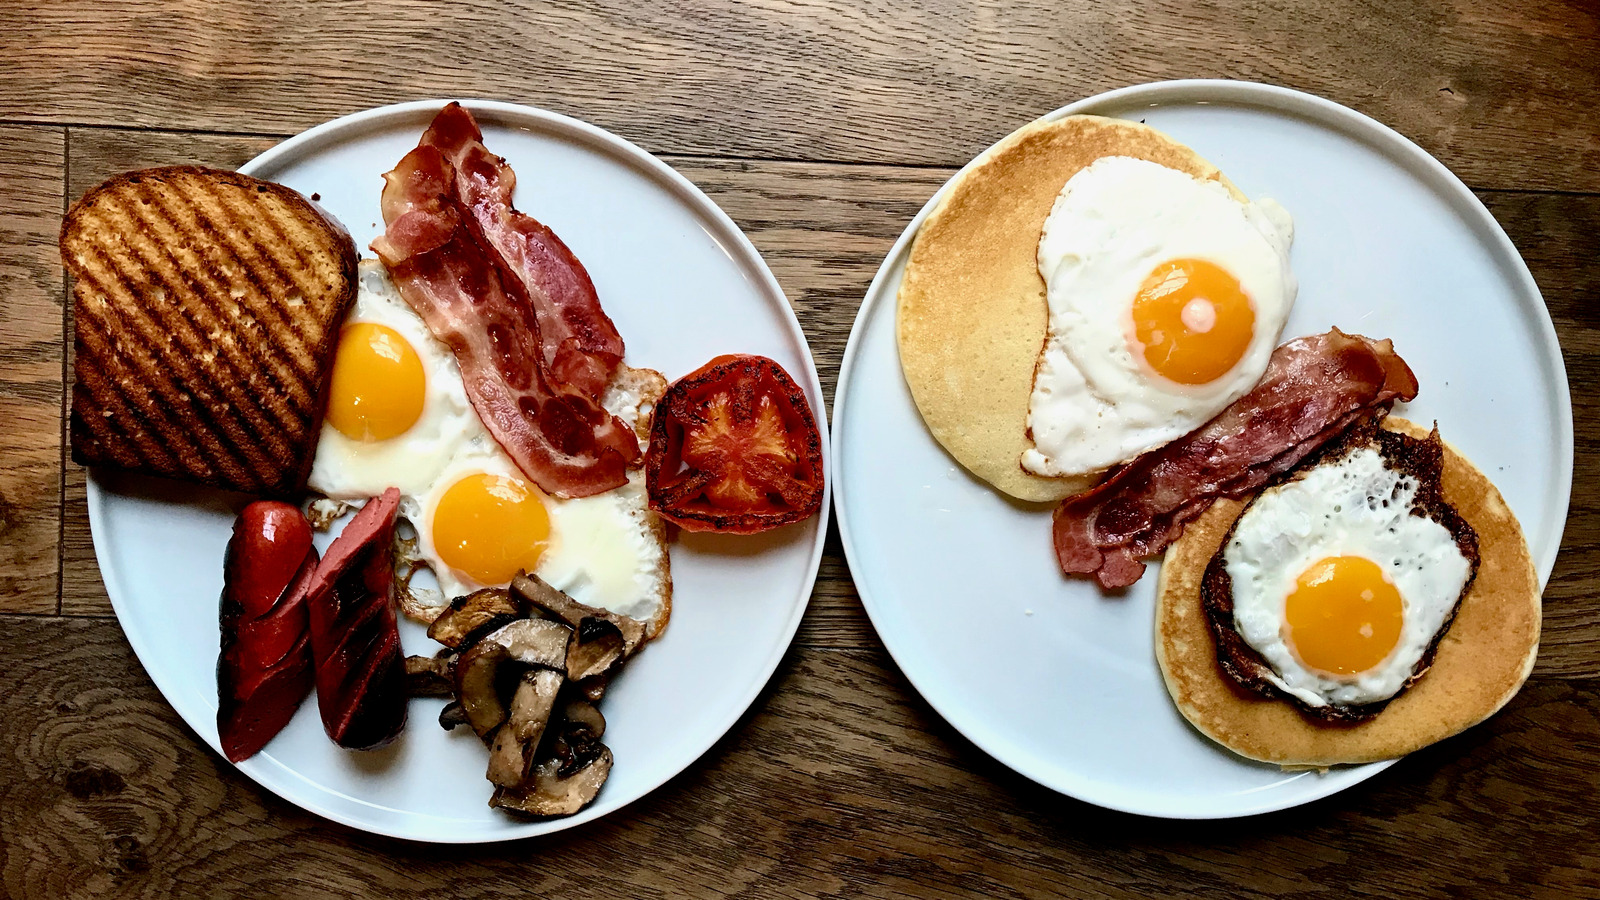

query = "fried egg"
[308, 261, 668, 624]
[309, 262, 479, 498]
[411, 452, 665, 620]
[1022, 156, 1296, 478]
[1223, 446, 1472, 709]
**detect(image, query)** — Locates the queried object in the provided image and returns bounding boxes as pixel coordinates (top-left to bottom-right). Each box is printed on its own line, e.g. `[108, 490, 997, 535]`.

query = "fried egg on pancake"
[1214, 423, 1474, 718]
[1022, 156, 1295, 478]
[308, 261, 671, 636]
[897, 115, 1261, 502]
[1155, 417, 1540, 766]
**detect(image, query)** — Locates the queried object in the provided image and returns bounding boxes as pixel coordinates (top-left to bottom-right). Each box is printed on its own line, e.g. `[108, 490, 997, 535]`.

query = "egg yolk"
[1284, 555, 1404, 676]
[431, 472, 551, 586]
[1131, 258, 1255, 385]
[326, 322, 426, 442]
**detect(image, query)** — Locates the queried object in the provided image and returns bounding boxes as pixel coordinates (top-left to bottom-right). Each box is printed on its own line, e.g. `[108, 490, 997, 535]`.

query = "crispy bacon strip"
[1053, 329, 1420, 589]
[420, 103, 623, 400]
[372, 144, 638, 498]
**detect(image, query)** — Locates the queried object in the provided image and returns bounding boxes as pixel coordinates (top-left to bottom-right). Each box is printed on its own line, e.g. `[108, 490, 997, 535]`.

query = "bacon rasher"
[1052, 329, 1421, 589]
[420, 103, 624, 400]
[371, 139, 638, 498]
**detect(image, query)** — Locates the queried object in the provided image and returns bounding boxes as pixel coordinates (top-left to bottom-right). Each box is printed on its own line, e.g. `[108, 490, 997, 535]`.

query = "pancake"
[896, 115, 1237, 503]
[1154, 417, 1541, 766]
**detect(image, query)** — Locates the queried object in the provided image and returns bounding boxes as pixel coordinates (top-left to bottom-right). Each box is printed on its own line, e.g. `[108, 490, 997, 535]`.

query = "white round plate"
[88, 100, 830, 841]
[833, 80, 1571, 819]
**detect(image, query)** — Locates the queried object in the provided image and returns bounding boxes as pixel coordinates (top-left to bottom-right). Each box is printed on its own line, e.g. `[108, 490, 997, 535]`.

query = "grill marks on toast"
[88, 191, 286, 479]
[75, 233, 249, 477]
[117, 184, 303, 459]
[135, 178, 313, 398]
[176, 184, 315, 371]
[64, 166, 358, 496]
[74, 241, 241, 481]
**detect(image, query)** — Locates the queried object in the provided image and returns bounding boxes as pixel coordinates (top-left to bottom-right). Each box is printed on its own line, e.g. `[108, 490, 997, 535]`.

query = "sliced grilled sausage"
[217, 501, 318, 763]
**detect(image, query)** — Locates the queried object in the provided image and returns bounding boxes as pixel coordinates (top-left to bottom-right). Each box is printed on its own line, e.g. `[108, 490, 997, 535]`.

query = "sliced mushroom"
[451, 618, 571, 740]
[438, 700, 468, 731]
[490, 618, 571, 670]
[486, 668, 564, 787]
[452, 641, 512, 739]
[574, 673, 610, 703]
[536, 699, 607, 779]
[511, 573, 646, 655]
[490, 744, 613, 817]
[426, 588, 526, 650]
[510, 572, 647, 684]
[403, 653, 456, 698]
[560, 699, 605, 741]
[565, 618, 628, 682]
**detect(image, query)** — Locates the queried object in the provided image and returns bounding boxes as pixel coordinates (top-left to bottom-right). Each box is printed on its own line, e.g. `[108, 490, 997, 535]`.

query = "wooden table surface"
[2, 1, 1597, 897]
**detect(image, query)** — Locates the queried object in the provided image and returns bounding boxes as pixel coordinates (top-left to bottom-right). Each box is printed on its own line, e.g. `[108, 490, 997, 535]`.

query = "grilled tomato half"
[645, 354, 823, 534]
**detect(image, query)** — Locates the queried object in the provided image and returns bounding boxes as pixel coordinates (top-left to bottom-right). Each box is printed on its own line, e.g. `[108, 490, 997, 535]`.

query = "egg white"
[411, 457, 666, 622]
[1022, 156, 1297, 478]
[309, 262, 668, 625]
[1223, 446, 1472, 708]
[307, 261, 478, 500]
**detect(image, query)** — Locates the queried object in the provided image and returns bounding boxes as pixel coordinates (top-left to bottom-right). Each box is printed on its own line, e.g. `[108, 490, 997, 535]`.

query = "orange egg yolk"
[1131, 258, 1256, 385]
[431, 472, 551, 586]
[325, 322, 426, 442]
[1284, 555, 1404, 676]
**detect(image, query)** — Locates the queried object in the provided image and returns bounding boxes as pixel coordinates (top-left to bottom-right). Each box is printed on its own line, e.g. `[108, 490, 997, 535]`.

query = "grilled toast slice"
[63, 166, 358, 496]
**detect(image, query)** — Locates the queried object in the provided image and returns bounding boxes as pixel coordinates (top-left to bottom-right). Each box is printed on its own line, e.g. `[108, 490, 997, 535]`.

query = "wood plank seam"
[13, 117, 978, 176]
[0, 117, 294, 142]
[1474, 187, 1600, 199]
[33, 118, 1600, 196]
[39, 117, 1600, 194]
[58, 125, 70, 616]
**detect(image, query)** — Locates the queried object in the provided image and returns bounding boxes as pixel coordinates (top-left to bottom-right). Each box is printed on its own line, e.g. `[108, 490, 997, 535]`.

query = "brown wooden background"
[2, 1, 1597, 897]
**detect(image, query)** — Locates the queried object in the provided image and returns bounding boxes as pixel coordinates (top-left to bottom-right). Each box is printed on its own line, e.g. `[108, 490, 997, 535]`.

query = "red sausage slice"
[305, 488, 408, 750]
[217, 501, 318, 763]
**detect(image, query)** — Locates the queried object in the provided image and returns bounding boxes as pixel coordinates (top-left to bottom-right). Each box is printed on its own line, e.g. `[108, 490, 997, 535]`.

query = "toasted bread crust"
[63, 166, 357, 496]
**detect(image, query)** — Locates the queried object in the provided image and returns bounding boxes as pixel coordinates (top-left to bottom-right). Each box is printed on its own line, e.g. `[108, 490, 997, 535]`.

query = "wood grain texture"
[57, 466, 106, 619]
[1481, 190, 1600, 679]
[1, 0, 1597, 192]
[17, 13, 1599, 888]
[1, 615, 1596, 899]
[0, 126, 64, 615]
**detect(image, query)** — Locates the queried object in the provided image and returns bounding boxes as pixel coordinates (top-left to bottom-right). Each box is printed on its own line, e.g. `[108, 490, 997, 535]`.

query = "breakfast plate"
[87, 100, 830, 841]
[832, 80, 1570, 818]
